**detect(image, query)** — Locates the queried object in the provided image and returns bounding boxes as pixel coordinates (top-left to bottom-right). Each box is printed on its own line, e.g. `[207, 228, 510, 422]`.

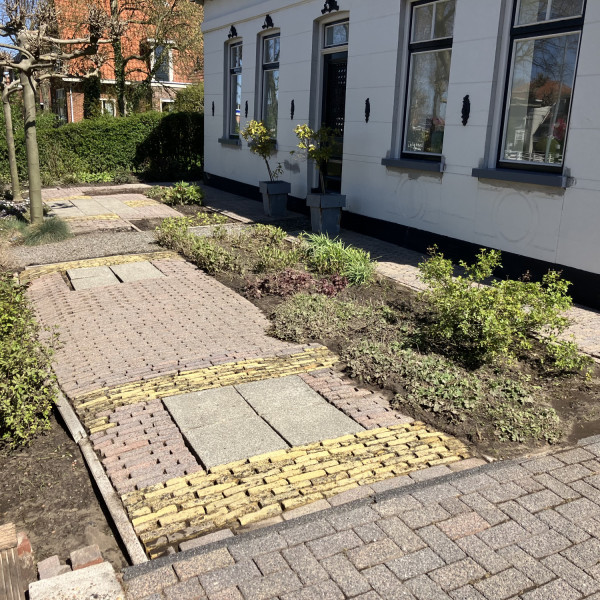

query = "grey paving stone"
[404, 574, 451, 599]
[229, 532, 287, 561]
[487, 465, 531, 483]
[255, 551, 289, 576]
[163, 576, 206, 600]
[377, 517, 427, 553]
[532, 474, 581, 501]
[480, 483, 526, 504]
[363, 565, 416, 600]
[307, 530, 364, 560]
[561, 537, 600, 569]
[570, 480, 600, 503]
[516, 489, 564, 513]
[124, 565, 178, 599]
[110, 261, 165, 282]
[554, 448, 595, 464]
[371, 476, 413, 493]
[455, 536, 510, 574]
[518, 529, 571, 559]
[282, 499, 331, 521]
[460, 493, 507, 527]
[326, 505, 379, 531]
[322, 554, 372, 597]
[164, 387, 258, 431]
[473, 567, 532, 600]
[329, 485, 374, 507]
[173, 548, 235, 580]
[477, 521, 530, 550]
[347, 538, 403, 570]
[374, 495, 423, 518]
[437, 513, 490, 540]
[449, 585, 486, 600]
[387, 549, 445, 581]
[557, 498, 600, 522]
[521, 456, 565, 474]
[438, 498, 471, 517]
[198, 561, 261, 595]
[179, 529, 235, 552]
[281, 521, 336, 546]
[536, 509, 590, 544]
[542, 554, 600, 595]
[353, 593, 384, 600]
[496, 545, 554, 585]
[521, 578, 582, 600]
[428, 559, 486, 592]
[551, 464, 594, 484]
[184, 416, 288, 468]
[417, 526, 466, 564]
[354, 522, 387, 544]
[410, 466, 453, 483]
[238, 569, 302, 600]
[281, 580, 344, 600]
[401, 505, 451, 529]
[453, 474, 497, 495]
[496, 501, 548, 535]
[282, 545, 329, 584]
[68, 266, 120, 290]
[412, 483, 461, 505]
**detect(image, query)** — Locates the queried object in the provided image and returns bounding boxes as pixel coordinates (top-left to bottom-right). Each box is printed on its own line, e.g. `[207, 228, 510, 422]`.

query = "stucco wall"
[203, 0, 600, 275]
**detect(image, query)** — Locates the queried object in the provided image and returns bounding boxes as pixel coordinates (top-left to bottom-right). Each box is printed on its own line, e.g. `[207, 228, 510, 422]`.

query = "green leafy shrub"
[302, 233, 376, 285]
[187, 237, 240, 275]
[173, 83, 204, 113]
[22, 218, 71, 246]
[146, 185, 167, 200]
[418, 247, 588, 371]
[0, 274, 57, 446]
[163, 181, 204, 206]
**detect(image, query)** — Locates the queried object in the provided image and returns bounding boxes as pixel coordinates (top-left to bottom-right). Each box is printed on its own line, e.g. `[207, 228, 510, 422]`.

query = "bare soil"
[0, 412, 127, 572]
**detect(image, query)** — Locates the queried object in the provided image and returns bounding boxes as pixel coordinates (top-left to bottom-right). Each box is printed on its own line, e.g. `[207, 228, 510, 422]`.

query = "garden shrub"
[418, 247, 590, 372]
[163, 181, 204, 206]
[0, 274, 57, 446]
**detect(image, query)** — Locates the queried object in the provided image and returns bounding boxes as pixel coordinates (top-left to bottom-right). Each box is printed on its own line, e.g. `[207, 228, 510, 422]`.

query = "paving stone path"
[123, 435, 600, 600]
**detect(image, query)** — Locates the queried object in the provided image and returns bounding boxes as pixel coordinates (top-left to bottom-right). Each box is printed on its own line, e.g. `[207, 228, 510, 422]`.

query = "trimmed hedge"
[0, 109, 204, 184]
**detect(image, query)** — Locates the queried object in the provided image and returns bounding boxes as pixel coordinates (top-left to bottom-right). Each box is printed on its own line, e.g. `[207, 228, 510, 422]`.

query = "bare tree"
[0, 0, 109, 224]
[0, 66, 23, 202]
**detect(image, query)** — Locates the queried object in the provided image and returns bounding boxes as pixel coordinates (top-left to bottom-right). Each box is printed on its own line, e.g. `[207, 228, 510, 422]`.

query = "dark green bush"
[0, 274, 57, 446]
[0, 110, 204, 184]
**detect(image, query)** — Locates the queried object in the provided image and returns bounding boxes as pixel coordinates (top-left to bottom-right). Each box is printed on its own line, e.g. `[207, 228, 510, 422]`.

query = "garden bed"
[156, 219, 600, 459]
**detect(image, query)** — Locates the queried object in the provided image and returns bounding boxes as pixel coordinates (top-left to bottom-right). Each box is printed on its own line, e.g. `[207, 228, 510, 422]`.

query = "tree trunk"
[20, 72, 43, 225]
[2, 93, 23, 203]
[111, 0, 126, 116]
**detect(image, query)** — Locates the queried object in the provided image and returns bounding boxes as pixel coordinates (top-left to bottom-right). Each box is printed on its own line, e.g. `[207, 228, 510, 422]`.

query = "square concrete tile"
[184, 416, 288, 468]
[110, 261, 165, 283]
[70, 198, 112, 216]
[67, 266, 120, 290]
[164, 387, 257, 431]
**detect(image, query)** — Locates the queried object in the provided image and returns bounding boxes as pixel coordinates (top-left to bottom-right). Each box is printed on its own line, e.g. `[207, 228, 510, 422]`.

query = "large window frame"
[402, 0, 455, 162]
[227, 41, 243, 139]
[151, 43, 174, 82]
[497, 0, 586, 173]
[260, 33, 280, 139]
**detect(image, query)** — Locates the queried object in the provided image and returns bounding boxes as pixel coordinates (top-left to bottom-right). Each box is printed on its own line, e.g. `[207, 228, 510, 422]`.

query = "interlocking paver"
[496, 545, 554, 585]
[473, 567, 532, 600]
[542, 554, 600, 594]
[521, 578, 582, 600]
[307, 529, 363, 560]
[282, 545, 329, 584]
[428, 559, 486, 592]
[561, 537, 600, 569]
[417, 525, 466, 564]
[362, 565, 415, 599]
[404, 574, 451, 599]
[518, 529, 571, 559]
[387, 549, 446, 581]
[322, 553, 372, 596]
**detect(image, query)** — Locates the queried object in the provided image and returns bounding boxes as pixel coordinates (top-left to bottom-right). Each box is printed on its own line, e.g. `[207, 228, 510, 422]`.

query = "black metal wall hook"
[211, 101, 214, 117]
[365, 98, 370, 123]
[462, 95, 470, 126]
[245, 101, 248, 119]
[322, 0, 340, 15]
[291, 99, 295, 120]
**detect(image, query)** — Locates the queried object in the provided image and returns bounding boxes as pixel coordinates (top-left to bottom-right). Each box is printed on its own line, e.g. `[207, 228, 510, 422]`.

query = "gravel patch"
[11, 230, 159, 268]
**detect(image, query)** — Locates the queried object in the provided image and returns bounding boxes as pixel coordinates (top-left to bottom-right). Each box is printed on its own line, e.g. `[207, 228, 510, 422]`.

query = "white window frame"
[101, 98, 116, 117]
[259, 31, 280, 139]
[227, 40, 243, 138]
[161, 99, 175, 112]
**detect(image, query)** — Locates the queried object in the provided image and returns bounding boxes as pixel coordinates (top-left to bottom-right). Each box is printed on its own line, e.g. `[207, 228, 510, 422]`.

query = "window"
[153, 45, 172, 82]
[403, 0, 455, 158]
[55, 88, 67, 123]
[102, 99, 115, 117]
[261, 34, 280, 138]
[500, 0, 585, 170]
[324, 21, 349, 48]
[161, 99, 174, 113]
[228, 42, 243, 137]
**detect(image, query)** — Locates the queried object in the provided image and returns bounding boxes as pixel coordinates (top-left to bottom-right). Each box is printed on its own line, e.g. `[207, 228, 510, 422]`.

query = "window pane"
[503, 32, 579, 166]
[263, 37, 280, 64]
[405, 49, 451, 154]
[325, 22, 349, 47]
[517, 0, 583, 25]
[230, 44, 242, 69]
[434, 0, 455, 39]
[413, 4, 433, 42]
[155, 46, 170, 81]
[230, 73, 242, 135]
[262, 69, 279, 137]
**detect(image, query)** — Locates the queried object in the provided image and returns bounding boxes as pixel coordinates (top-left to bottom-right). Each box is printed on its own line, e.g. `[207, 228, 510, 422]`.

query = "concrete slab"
[236, 375, 330, 417]
[164, 387, 258, 431]
[67, 266, 120, 290]
[28, 561, 124, 600]
[95, 198, 142, 219]
[110, 261, 165, 283]
[264, 402, 364, 446]
[184, 416, 288, 468]
[70, 198, 112, 216]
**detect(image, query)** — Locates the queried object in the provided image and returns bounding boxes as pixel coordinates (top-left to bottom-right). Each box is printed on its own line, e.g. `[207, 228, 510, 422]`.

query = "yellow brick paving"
[19, 251, 183, 283]
[44, 195, 92, 203]
[123, 199, 161, 208]
[122, 423, 471, 558]
[74, 347, 339, 431]
[62, 214, 121, 222]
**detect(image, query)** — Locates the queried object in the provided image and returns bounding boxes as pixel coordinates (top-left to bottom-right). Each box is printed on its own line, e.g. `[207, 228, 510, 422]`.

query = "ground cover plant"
[0, 273, 58, 447]
[148, 182, 205, 206]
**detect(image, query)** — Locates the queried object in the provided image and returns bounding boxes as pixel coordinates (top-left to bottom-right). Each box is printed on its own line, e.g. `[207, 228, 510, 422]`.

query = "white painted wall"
[203, 0, 600, 275]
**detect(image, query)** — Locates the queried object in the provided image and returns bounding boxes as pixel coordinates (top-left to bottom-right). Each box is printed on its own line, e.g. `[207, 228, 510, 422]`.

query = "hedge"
[0, 109, 204, 184]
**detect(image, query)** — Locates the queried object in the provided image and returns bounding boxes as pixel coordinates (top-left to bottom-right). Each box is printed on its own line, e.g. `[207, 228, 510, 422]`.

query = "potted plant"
[294, 124, 345, 236]
[241, 120, 289, 218]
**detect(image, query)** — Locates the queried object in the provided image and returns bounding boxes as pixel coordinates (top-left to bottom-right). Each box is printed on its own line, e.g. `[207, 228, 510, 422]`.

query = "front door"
[321, 51, 347, 193]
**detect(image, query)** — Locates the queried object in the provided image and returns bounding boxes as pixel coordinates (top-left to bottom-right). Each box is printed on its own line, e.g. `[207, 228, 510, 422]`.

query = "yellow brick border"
[122, 423, 472, 558]
[44, 195, 92, 203]
[123, 199, 161, 208]
[62, 214, 121, 222]
[74, 347, 339, 431]
[19, 251, 183, 283]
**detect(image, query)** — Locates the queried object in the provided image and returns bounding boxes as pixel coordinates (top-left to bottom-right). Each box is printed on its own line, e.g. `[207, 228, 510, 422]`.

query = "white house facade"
[202, 0, 600, 305]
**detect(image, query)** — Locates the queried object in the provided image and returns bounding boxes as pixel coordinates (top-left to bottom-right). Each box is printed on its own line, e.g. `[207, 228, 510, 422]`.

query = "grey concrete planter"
[259, 181, 291, 218]
[306, 193, 346, 236]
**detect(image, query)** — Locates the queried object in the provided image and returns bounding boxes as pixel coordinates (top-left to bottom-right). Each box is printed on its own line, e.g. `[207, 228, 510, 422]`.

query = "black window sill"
[218, 137, 241, 147]
[381, 157, 444, 173]
[472, 168, 568, 188]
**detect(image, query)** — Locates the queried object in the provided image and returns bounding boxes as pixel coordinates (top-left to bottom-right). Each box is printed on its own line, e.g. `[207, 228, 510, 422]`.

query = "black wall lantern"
[321, 0, 340, 14]
[262, 14, 274, 29]
[228, 25, 238, 39]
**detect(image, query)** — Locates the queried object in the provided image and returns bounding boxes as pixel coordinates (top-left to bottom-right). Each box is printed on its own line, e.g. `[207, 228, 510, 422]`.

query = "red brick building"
[51, 0, 203, 122]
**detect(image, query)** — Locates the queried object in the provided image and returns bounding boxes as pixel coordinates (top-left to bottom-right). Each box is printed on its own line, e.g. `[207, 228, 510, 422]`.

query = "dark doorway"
[321, 51, 347, 193]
